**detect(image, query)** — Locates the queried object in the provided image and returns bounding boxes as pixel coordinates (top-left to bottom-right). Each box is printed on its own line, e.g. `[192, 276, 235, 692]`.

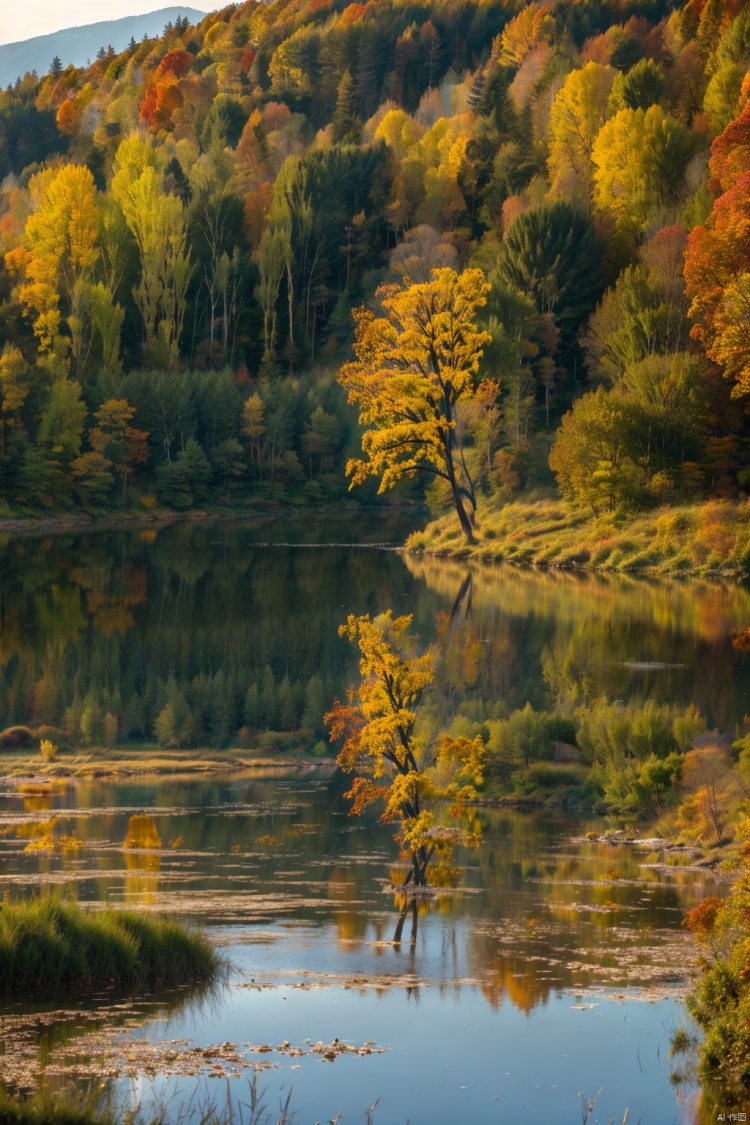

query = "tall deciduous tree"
[547, 62, 616, 204]
[326, 612, 483, 889]
[685, 169, 750, 396]
[592, 105, 694, 242]
[0, 345, 30, 455]
[112, 135, 192, 366]
[6, 164, 99, 376]
[338, 267, 491, 542]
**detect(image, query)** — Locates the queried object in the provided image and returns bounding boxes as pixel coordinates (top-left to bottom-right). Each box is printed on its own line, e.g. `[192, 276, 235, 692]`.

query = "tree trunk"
[445, 449, 475, 543]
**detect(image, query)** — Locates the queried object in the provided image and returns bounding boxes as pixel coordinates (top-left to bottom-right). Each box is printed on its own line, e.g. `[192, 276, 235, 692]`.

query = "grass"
[0, 743, 335, 780]
[0, 1091, 117, 1125]
[0, 896, 219, 997]
[407, 498, 750, 575]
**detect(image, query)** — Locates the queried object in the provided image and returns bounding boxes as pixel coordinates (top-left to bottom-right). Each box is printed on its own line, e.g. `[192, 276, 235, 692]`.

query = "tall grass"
[408, 499, 750, 575]
[0, 896, 218, 997]
[0, 1090, 117, 1125]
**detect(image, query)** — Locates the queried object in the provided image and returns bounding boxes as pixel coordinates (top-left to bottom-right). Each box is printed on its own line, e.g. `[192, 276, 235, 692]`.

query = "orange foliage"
[685, 170, 750, 394]
[338, 2, 368, 26]
[731, 626, 750, 650]
[140, 79, 184, 132]
[157, 49, 193, 79]
[55, 96, 79, 135]
[709, 100, 750, 195]
[683, 895, 723, 937]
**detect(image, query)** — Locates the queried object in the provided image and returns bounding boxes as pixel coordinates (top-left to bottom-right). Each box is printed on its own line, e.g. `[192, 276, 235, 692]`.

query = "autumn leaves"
[339, 267, 491, 542]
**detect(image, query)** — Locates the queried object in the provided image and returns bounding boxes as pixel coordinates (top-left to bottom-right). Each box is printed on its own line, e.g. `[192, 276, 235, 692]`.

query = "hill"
[0, 0, 749, 527]
[0, 8, 209, 87]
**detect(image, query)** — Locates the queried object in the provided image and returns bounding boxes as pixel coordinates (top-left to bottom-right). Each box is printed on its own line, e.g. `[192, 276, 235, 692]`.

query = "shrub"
[685, 818, 750, 1093]
[39, 739, 57, 763]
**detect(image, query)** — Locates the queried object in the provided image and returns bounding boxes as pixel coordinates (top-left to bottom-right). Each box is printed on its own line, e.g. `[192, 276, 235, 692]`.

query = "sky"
[0, 1, 210, 46]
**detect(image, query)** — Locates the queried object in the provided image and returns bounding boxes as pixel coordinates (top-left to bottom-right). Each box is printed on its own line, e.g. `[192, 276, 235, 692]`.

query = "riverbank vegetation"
[0, 896, 219, 996]
[673, 815, 750, 1098]
[407, 499, 750, 574]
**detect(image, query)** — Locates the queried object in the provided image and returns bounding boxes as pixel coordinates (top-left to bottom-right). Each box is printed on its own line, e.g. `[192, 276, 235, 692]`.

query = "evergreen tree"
[331, 70, 361, 146]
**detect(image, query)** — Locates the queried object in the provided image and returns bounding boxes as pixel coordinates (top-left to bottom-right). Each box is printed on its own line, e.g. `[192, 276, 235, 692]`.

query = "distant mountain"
[0, 7, 210, 88]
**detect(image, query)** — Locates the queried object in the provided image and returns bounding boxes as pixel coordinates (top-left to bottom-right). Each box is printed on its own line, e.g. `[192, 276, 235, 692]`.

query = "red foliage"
[685, 169, 750, 388]
[157, 49, 193, 80]
[240, 46, 256, 70]
[139, 79, 184, 132]
[709, 99, 750, 195]
[683, 895, 723, 937]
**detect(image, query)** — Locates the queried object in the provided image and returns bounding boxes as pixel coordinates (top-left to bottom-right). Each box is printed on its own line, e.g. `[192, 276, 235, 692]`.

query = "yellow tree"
[5, 164, 99, 376]
[326, 612, 484, 890]
[338, 267, 491, 542]
[592, 106, 694, 243]
[111, 135, 192, 366]
[89, 399, 149, 500]
[241, 392, 266, 481]
[0, 345, 30, 454]
[547, 62, 616, 204]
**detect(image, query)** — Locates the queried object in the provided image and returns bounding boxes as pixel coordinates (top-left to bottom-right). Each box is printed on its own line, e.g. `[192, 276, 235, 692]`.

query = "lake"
[1, 514, 748, 1123]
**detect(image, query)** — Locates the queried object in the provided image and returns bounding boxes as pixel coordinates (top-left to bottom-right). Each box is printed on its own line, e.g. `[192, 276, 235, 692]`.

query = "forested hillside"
[1, 0, 750, 523]
[0, 9, 208, 89]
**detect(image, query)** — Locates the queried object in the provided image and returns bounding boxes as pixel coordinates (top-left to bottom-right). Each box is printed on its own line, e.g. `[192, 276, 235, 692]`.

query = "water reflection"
[1, 518, 749, 753]
[0, 772, 724, 1122]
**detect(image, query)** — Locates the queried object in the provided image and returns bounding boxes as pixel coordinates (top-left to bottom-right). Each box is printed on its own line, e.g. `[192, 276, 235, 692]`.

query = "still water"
[0, 775, 718, 1123]
[1, 515, 748, 1123]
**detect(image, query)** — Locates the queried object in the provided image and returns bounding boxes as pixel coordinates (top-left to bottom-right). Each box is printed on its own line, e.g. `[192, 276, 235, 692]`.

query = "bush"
[512, 761, 585, 794]
[684, 819, 750, 1093]
[39, 739, 57, 763]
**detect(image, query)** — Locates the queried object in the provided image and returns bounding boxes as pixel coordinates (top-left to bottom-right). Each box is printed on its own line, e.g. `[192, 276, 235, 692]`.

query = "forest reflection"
[1, 519, 749, 751]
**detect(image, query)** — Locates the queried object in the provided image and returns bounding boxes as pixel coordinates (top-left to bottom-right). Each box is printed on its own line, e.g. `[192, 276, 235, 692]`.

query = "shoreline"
[405, 498, 750, 577]
[0, 748, 338, 781]
[0, 500, 423, 538]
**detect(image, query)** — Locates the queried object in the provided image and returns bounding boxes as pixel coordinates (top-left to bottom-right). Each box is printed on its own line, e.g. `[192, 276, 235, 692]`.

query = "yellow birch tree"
[338, 267, 491, 542]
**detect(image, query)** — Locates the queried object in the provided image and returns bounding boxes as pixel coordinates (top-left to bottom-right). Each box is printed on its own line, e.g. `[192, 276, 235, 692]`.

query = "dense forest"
[1, 0, 750, 517]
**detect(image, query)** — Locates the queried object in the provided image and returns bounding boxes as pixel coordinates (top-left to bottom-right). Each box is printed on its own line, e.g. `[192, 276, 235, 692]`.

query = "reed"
[0, 895, 218, 997]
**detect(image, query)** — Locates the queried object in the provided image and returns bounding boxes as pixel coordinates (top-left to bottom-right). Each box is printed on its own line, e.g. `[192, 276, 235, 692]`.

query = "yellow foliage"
[39, 738, 57, 763]
[326, 611, 484, 888]
[124, 814, 162, 849]
[338, 267, 490, 541]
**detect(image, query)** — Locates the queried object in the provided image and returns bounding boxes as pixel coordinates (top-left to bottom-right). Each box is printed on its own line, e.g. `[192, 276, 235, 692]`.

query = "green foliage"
[156, 437, 213, 509]
[486, 703, 562, 778]
[609, 58, 664, 112]
[497, 202, 602, 347]
[684, 817, 750, 1095]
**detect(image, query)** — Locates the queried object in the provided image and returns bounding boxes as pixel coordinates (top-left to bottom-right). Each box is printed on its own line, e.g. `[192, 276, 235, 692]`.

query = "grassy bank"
[407, 499, 750, 575]
[0, 743, 336, 780]
[0, 897, 219, 996]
